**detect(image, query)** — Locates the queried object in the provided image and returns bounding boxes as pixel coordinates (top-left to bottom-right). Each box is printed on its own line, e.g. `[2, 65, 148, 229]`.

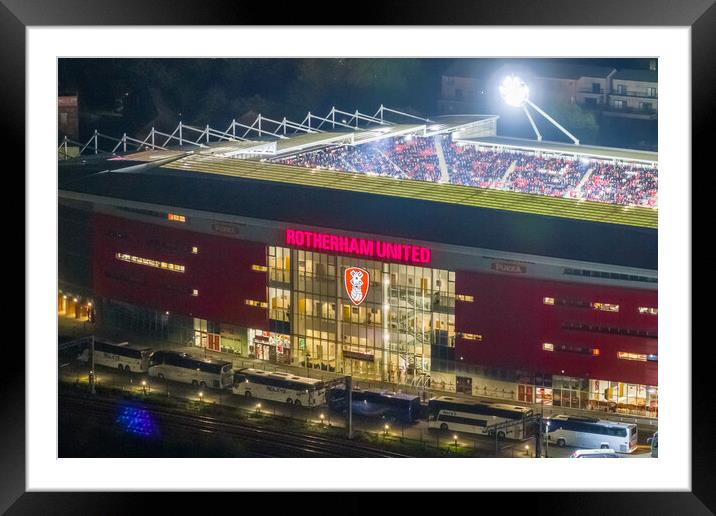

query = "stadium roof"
[455, 135, 658, 164]
[60, 106, 499, 161]
[58, 150, 657, 270]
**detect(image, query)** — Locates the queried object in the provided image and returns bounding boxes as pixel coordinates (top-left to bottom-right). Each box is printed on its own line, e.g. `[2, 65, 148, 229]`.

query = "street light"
[198, 391, 204, 404]
[320, 413, 325, 427]
[384, 424, 390, 437]
[453, 434, 459, 452]
[256, 402, 262, 414]
[525, 444, 530, 457]
[141, 379, 148, 395]
[545, 421, 550, 458]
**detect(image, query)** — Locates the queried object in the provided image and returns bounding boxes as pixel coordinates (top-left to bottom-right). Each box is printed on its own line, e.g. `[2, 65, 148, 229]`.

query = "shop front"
[249, 329, 291, 365]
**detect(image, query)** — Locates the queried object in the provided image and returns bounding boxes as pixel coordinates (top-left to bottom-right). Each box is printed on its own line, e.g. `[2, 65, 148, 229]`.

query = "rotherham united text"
[285, 229, 431, 264]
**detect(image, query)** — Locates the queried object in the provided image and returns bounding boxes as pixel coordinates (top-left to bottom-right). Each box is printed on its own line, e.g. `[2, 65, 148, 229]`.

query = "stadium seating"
[275, 134, 658, 208]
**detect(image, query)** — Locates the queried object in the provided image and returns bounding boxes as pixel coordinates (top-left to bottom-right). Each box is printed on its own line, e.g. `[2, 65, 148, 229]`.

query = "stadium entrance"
[268, 246, 455, 384]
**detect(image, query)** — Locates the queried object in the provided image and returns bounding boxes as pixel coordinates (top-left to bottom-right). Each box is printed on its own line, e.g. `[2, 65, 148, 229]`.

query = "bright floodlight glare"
[500, 75, 529, 107]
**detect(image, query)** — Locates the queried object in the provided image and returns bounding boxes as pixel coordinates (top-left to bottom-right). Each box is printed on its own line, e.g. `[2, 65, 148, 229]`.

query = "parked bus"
[78, 339, 152, 373]
[648, 431, 658, 458]
[148, 351, 233, 389]
[328, 386, 421, 423]
[546, 415, 638, 454]
[232, 368, 327, 407]
[427, 396, 534, 439]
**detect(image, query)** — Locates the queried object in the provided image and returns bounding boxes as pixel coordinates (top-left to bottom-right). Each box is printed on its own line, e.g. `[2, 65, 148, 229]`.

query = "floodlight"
[499, 74, 580, 145]
[500, 75, 529, 107]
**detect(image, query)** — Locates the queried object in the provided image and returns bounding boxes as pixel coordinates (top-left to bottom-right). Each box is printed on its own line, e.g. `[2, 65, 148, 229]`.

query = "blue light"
[115, 405, 159, 437]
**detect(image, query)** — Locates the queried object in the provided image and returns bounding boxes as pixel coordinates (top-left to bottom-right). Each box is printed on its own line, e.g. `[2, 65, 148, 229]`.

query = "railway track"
[59, 394, 410, 458]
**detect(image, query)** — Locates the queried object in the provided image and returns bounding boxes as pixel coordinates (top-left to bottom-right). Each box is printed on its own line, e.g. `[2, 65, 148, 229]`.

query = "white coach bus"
[78, 340, 152, 373]
[427, 396, 534, 439]
[232, 368, 327, 407]
[148, 351, 233, 389]
[546, 415, 638, 454]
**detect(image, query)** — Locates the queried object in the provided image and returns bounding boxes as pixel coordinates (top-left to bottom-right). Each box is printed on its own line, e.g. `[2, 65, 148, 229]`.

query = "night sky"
[59, 58, 657, 149]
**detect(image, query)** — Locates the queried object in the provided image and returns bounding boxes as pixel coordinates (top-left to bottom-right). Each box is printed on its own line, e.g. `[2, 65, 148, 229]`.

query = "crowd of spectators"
[441, 139, 512, 188]
[275, 134, 658, 207]
[277, 135, 441, 182]
[581, 162, 658, 207]
[502, 154, 590, 198]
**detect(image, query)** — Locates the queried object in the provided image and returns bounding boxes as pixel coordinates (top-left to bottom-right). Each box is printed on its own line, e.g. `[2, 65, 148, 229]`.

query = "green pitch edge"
[160, 156, 658, 229]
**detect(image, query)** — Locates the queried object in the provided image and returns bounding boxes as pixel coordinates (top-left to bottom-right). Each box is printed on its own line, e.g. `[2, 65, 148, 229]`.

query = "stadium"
[58, 103, 658, 418]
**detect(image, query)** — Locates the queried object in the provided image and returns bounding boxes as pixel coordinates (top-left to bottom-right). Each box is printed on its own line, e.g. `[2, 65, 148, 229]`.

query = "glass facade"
[267, 246, 455, 384]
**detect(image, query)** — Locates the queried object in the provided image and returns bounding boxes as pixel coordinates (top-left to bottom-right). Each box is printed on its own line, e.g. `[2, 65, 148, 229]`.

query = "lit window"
[543, 343, 554, 351]
[638, 306, 658, 315]
[617, 351, 647, 362]
[456, 294, 474, 303]
[245, 299, 268, 309]
[115, 253, 185, 273]
[543, 297, 555, 305]
[192, 289, 199, 297]
[167, 213, 186, 223]
[592, 348, 600, 356]
[460, 333, 482, 341]
[252, 265, 268, 272]
[591, 302, 619, 312]
[192, 246, 199, 254]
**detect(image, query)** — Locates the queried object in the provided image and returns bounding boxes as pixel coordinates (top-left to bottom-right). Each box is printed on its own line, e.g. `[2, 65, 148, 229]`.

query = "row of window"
[245, 299, 268, 309]
[562, 267, 657, 284]
[562, 321, 657, 339]
[160, 284, 199, 297]
[458, 332, 483, 341]
[167, 213, 186, 223]
[543, 343, 599, 355]
[105, 230, 199, 256]
[456, 294, 474, 303]
[112, 208, 188, 224]
[147, 239, 198, 255]
[543, 343, 657, 362]
[617, 352, 658, 362]
[544, 296, 657, 316]
[590, 302, 619, 313]
[544, 297, 619, 312]
[115, 253, 186, 273]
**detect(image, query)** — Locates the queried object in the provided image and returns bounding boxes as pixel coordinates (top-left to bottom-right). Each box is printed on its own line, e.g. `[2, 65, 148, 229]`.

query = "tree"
[542, 99, 599, 144]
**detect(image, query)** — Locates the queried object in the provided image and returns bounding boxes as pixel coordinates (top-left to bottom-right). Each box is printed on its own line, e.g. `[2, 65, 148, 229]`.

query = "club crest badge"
[344, 267, 369, 306]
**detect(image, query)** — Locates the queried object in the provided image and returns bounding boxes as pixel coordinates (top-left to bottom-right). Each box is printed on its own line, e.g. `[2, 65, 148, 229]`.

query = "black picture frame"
[6, 0, 709, 512]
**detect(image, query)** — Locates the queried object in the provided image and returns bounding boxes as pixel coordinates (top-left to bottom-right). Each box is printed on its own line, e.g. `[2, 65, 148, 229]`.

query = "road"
[59, 359, 653, 459]
[58, 316, 658, 434]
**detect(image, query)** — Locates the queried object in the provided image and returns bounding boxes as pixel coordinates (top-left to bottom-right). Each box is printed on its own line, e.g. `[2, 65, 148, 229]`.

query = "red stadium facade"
[61, 199, 657, 417]
[93, 213, 270, 332]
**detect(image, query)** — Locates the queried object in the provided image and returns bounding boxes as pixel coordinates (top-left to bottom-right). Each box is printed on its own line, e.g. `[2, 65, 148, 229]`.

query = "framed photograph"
[6, 0, 709, 512]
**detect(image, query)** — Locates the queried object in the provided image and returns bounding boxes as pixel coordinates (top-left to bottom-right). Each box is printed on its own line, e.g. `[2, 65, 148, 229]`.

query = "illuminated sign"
[345, 267, 369, 306]
[285, 229, 431, 264]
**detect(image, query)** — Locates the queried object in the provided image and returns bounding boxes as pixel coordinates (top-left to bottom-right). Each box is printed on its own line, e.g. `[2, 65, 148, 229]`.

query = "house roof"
[612, 68, 658, 83]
